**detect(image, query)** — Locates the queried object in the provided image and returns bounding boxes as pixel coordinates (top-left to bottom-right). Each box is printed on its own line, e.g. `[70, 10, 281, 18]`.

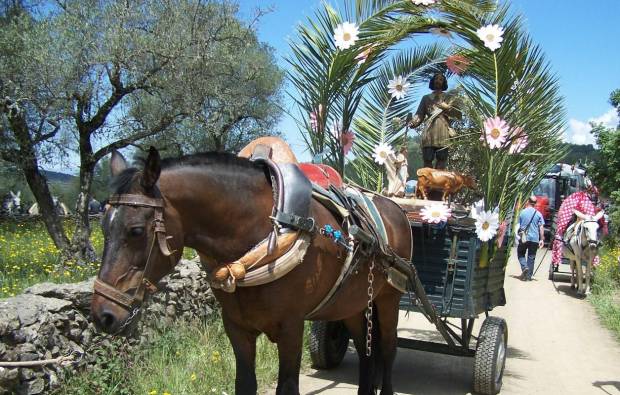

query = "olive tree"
[0, 0, 283, 262]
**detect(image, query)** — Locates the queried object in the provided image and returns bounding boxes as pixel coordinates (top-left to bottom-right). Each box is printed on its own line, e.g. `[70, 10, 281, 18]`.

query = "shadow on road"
[306, 340, 532, 395]
[592, 380, 620, 395]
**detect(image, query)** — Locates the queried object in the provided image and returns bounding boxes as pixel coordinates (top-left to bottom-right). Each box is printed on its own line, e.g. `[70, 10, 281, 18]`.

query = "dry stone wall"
[0, 260, 217, 395]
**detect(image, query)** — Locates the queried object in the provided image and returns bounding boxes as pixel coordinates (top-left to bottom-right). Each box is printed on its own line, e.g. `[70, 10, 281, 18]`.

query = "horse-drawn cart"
[309, 198, 510, 395]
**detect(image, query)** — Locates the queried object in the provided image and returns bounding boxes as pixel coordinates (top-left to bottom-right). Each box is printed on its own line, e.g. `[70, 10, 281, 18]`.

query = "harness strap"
[95, 192, 176, 310]
[109, 194, 163, 208]
[93, 278, 137, 309]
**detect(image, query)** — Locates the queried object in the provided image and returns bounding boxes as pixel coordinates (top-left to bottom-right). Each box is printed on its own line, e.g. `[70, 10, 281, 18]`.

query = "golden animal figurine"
[416, 167, 476, 201]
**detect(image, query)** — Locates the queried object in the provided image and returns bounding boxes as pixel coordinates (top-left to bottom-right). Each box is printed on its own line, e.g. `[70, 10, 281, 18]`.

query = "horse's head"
[91, 147, 181, 335]
[574, 209, 604, 252]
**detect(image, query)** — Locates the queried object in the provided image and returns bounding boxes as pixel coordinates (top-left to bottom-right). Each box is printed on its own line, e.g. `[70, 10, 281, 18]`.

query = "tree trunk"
[21, 158, 71, 252]
[69, 160, 97, 263]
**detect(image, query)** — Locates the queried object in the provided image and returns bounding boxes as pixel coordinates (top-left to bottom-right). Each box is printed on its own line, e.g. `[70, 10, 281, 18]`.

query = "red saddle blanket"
[298, 163, 343, 189]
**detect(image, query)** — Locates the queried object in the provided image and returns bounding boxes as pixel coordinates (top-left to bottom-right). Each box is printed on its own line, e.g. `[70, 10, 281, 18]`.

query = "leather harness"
[93, 193, 176, 310]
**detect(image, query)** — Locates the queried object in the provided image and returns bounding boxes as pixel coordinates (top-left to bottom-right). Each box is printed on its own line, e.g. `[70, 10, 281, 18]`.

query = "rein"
[93, 193, 177, 310]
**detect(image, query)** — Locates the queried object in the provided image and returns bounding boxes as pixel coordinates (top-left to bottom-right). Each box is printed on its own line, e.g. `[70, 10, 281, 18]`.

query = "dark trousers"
[517, 241, 539, 278]
[422, 146, 449, 169]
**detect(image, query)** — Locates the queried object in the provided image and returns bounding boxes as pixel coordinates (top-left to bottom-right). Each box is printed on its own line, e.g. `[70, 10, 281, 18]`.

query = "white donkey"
[2, 190, 21, 214]
[563, 209, 604, 296]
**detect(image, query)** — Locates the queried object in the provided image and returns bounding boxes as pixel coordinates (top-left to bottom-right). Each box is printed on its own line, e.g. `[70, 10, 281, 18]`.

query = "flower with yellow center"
[372, 142, 395, 165]
[420, 204, 451, 224]
[475, 210, 499, 242]
[387, 75, 410, 100]
[333, 22, 359, 50]
[482, 116, 509, 149]
[476, 24, 505, 51]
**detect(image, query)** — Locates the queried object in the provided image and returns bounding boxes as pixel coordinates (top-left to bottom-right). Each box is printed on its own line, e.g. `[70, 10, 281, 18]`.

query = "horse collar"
[94, 193, 176, 310]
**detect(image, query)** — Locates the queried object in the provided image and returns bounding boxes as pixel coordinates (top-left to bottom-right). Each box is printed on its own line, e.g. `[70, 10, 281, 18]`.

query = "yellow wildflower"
[190, 373, 197, 381]
[211, 351, 221, 364]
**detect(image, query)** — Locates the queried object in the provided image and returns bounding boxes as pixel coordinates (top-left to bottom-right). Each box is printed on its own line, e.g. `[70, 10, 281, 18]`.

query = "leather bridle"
[93, 193, 177, 310]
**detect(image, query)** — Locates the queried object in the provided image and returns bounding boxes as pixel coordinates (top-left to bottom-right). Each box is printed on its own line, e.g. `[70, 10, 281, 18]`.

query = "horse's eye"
[129, 227, 145, 237]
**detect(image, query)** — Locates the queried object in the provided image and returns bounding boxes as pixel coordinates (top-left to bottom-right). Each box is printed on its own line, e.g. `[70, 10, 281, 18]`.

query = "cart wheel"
[548, 263, 554, 281]
[309, 320, 349, 369]
[473, 316, 507, 395]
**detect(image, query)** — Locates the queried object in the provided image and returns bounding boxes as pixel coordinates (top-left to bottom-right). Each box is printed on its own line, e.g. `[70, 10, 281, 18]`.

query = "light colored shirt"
[518, 207, 544, 242]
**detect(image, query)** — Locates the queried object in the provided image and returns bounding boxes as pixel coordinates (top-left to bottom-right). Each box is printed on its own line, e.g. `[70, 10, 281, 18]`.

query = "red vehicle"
[532, 163, 586, 243]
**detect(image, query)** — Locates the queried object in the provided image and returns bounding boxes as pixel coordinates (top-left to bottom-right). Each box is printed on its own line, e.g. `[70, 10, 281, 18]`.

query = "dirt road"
[275, 248, 620, 395]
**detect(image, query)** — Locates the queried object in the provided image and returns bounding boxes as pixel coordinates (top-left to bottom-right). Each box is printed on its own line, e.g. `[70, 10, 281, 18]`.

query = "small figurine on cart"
[384, 145, 409, 197]
[408, 72, 462, 169]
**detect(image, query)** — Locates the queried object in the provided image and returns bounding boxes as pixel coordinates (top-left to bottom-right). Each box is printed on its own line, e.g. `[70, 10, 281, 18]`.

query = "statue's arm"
[408, 96, 427, 128]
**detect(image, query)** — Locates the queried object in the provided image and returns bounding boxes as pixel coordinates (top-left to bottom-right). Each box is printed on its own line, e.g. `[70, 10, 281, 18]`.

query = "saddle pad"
[345, 187, 389, 247]
[298, 163, 343, 189]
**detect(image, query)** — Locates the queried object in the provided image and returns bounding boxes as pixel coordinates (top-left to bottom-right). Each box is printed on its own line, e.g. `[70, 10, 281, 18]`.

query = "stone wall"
[0, 260, 217, 395]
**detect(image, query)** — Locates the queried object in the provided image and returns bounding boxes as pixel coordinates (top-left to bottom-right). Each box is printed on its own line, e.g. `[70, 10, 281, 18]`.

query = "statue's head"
[429, 72, 448, 91]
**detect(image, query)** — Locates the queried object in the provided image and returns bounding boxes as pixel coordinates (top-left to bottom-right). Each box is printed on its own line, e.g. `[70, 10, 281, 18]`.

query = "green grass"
[0, 218, 102, 297]
[590, 246, 620, 340]
[0, 217, 197, 298]
[56, 316, 312, 395]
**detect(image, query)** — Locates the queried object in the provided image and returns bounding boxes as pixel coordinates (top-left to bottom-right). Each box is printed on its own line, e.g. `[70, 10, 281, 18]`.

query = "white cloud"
[565, 108, 618, 146]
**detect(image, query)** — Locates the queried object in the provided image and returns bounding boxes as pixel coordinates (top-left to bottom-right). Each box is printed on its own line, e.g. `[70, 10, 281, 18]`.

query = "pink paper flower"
[508, 127, 528, 154]
[341, 130, 355, 155]
[446, 54, 470, 75]
[482, 116, 509, 149]
[355, 45, 375, 65]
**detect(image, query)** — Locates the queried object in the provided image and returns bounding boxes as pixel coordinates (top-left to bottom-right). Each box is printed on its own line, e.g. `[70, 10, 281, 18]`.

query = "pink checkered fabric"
[551, 191, 604, 266]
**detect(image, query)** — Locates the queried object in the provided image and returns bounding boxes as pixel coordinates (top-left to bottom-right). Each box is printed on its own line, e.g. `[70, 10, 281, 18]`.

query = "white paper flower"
[388, 75, 410, 100]
[421, 203, 451, 224]
[333, 22, 359, 50]
[475, 210, 500, 242]
[482, 116, 509, 149]
[372, 142, 394, 165]
[476, 24, 505, 52]
[412, 0, 436, 5]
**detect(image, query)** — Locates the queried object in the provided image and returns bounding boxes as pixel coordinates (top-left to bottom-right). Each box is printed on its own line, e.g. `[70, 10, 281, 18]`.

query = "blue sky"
[237, 0, 620, 158]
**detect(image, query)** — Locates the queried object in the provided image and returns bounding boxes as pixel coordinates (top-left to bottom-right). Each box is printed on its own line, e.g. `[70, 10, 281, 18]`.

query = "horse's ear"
[141, 146, 161, 190]
[593, 210, 604, 221]
[16, 191, 20, 198]
[110, 150, 128, 177]
[573, 209, 587, 220]
[9, 191, 15, 198]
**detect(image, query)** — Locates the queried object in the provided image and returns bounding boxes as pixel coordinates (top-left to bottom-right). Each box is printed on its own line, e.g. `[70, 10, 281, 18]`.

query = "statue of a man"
[408, 72, 461, 169]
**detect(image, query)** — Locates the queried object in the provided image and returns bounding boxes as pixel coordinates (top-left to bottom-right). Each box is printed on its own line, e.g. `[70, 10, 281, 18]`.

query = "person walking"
[517, 195, 545, 281]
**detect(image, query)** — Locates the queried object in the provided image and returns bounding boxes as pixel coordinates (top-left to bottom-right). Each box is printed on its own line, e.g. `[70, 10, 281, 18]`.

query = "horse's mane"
[110, 151, 263, 194]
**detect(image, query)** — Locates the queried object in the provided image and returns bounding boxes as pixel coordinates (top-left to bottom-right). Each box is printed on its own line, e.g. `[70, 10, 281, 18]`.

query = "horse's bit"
[93, 194, 176, 310]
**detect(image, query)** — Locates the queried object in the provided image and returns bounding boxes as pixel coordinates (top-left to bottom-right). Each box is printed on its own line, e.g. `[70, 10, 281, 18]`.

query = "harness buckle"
[142, 278, 159, 294]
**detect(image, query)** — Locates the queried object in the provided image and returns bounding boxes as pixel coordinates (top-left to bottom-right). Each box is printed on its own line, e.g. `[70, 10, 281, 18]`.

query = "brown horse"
[91, 147, 412, 395]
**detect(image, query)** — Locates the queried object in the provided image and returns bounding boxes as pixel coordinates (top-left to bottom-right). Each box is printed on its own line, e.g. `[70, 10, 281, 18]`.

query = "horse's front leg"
[222, 314, 259, 394]
[585, 260, 592, 295]
[274, 319, 305, 395]
[570, 260, 576, 289]
[576, 258, 585, 296]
